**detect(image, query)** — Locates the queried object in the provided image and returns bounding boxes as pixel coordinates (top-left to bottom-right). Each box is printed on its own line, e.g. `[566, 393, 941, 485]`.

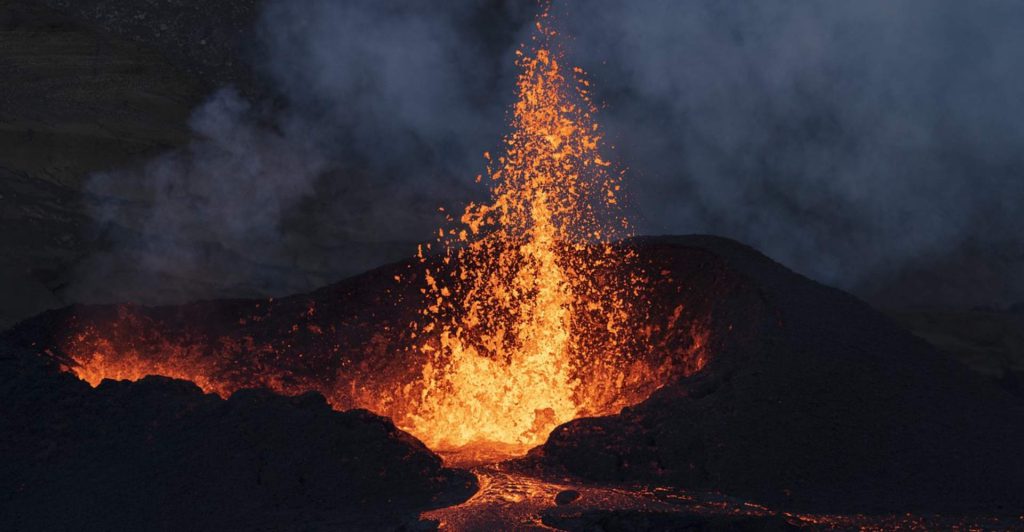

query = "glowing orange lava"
[404, 10, 644, 450]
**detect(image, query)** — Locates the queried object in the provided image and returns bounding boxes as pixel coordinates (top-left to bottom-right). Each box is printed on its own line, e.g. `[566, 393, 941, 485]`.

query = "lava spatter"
[407, 9, 652, 450]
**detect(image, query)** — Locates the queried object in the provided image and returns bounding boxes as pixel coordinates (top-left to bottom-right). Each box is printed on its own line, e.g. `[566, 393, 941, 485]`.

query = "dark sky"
[82, 0, 1024, 307]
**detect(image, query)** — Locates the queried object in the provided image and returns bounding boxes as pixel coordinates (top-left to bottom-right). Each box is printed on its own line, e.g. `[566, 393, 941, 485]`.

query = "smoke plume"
[77, 0, 1024, 307]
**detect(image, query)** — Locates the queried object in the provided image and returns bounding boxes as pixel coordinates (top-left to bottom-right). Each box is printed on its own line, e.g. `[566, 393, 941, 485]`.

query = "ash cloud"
[77, 0, 1024, 307]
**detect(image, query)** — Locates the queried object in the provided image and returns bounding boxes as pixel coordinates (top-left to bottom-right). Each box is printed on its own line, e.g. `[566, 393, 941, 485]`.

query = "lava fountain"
[406, 11, 645, 451]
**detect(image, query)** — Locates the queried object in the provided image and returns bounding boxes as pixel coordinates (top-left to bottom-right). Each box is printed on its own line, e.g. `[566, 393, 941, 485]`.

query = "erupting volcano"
[4, 3, 1024, 531]
[21, 8, 704, 462]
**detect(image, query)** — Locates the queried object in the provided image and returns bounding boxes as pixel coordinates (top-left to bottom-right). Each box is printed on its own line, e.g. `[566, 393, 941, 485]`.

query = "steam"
[557, 0, 1024, 303]
[76, 0, 1024, 307]
[77, 90, 327, 303]
[74, 0, 530, 303]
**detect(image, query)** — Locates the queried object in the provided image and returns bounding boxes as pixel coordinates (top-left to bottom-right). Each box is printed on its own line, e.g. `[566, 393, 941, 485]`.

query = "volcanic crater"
[4, 235, 1024, 529]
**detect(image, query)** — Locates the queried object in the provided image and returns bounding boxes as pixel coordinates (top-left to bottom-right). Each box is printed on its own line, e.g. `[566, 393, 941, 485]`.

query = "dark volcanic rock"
[522, 235, 1024, 515]
[39, 0, 263, 92]
[0, 342, 475, 531]
[888, 307, 1024, 397]
[554, 489, 581, 506]
[0, 0, 204, 328]
[541, 509, 797, 532]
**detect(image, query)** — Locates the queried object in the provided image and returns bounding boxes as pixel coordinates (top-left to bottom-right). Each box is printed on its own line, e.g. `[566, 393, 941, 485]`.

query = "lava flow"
[33, 6, 709, 463]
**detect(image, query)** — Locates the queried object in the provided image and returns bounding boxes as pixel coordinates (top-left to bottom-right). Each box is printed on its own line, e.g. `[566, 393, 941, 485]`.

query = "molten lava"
[407, 12, 643, 450]
[40, 7, 710, 462]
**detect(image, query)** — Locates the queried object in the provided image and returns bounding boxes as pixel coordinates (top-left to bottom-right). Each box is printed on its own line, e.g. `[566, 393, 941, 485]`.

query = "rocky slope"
[0, 0, 203, 327]
[0, 340, 475, 531]
[518, 236, 1024, 515]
